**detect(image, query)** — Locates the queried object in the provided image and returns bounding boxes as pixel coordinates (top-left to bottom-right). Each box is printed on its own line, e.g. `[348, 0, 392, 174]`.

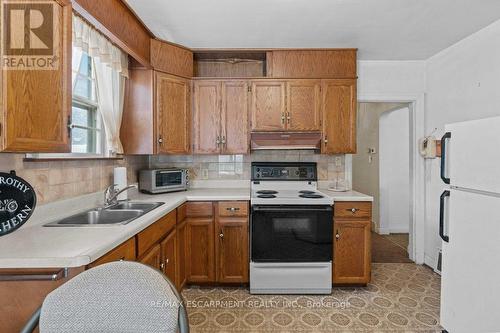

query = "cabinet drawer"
[186, 202, 213, 217]
[177, 203, 187, 223]
[334, 202, 372, 219]
[218, 201, 248, 217]
[88, 237, 136, 268]
[137, 211, 176, 257]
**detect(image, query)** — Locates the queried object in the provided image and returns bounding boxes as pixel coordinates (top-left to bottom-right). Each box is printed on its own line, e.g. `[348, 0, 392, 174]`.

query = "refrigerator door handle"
[439, 190, 450, 242]
[440, 132, 451, 184]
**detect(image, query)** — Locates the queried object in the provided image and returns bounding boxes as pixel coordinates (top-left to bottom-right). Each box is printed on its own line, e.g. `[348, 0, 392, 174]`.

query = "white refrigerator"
[439, 116, 500, 333]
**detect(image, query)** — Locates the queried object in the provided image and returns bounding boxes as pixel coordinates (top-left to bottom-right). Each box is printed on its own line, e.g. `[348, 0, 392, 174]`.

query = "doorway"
[353, 102, 413, 263]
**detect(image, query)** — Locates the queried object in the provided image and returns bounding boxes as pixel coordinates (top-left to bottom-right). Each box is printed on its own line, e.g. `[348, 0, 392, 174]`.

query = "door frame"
[347, 93, 425, 264]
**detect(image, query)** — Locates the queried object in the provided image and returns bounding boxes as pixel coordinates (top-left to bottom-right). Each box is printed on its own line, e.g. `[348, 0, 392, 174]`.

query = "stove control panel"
[251, 162, 317, 181]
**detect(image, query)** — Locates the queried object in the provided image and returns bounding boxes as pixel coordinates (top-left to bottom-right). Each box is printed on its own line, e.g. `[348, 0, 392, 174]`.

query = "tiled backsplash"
[150, 150, 346, 183]
[0, 151, 344, 205]
[0, 154, 148, 204]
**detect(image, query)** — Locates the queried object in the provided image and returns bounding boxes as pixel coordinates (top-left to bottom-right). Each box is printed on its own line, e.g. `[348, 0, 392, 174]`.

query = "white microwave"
[139, 168, 189, 194]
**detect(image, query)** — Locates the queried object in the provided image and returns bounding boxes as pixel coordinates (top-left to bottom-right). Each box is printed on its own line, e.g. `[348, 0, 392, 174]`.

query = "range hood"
[251, 132, 322, 150]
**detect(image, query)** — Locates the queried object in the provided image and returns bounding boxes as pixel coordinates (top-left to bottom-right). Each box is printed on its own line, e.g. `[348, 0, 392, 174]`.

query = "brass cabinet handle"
[160, 262, 165, 270]
[221, 136, 226, 145]
[286, 112, 290, 124]
[219, 230, 224, 240]
[166, 258, 169, 264]
[158, 135, 163, 145]
[346, 208, 360, 213]
[216, 135, 221, 147]
[226, 207, 240, 212]
[281, 113, 285, 124]
[335, 231, 340, 240]
[324, 136, 328, 145]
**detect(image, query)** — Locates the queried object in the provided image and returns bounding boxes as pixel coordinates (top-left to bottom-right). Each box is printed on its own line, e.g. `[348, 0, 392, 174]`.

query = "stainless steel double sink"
[44, 202, 164, 227]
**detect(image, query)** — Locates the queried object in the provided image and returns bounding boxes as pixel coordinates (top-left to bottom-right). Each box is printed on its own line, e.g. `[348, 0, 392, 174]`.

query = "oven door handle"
[252, 205, 332, 212]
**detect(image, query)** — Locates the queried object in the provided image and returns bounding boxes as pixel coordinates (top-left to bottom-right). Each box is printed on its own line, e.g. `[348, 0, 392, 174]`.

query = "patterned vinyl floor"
[182, 263, 441, 332]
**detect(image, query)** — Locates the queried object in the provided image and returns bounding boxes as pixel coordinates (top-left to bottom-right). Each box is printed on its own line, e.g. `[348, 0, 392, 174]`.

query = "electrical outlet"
[201, 169, 209, 180]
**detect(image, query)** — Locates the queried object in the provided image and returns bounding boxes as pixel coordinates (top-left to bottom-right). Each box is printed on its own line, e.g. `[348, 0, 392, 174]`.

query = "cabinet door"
[87, 238, 136, 268]
[221, 81, 249, 154]
[286, 80, 321, 131]
[156, 72, 191, 154]
[250, 80, 286, 131]
[321, 79, 357, 154]
[139, 244, 162, 270]
[193, 81, 221, 153]
[186, 218, 215, 282]
[216, 217, 249, 283]
[333, 219, 371, 284]
[1, 0, 71, 152]
[160, 229, 177, 285]
[176, 220, 187, 290]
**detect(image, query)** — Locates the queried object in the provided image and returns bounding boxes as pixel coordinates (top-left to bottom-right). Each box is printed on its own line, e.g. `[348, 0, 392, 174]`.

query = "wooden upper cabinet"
[333, 219, 371, 285]
[267, 50, 357, 79]
[221, 81, 249, 154]
[194, 80, 250, 154]
[321, 79, 357, 154]
[150, 39, 193, 78]
[1, 0, 71, 152]
[122, 70, 191, 155]
[193, 81, 221, 154]
[286, 80, 321, 131]
[250, 80, 286, 131]
[156, 72, 191, 154]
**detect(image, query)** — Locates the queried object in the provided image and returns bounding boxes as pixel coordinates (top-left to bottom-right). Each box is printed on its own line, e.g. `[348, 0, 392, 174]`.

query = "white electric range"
[249, 162, 334, 294]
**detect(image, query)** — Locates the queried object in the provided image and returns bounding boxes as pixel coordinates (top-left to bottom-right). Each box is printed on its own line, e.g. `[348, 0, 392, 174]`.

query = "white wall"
[358, 61, 426, 97]
[353, 103, 407, 232]
[424, 19, 500, 268]
[379, 107, 411, 234]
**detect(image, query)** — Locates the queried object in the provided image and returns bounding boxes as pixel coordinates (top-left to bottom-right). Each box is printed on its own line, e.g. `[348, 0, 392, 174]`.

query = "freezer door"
[440, 189, 500, 332]
[444, 116, 500, 193]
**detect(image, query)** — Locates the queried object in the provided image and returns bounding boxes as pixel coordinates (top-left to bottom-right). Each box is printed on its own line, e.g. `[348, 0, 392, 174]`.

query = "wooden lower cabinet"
[139, 243, 162, 270]
[161, 229, 177, 284]
[216, 217, 249, 283]
[186, 201, 249, 284]
[87, 237, 136, 268]
[176, 220, 188, 290]
[333, 219, 371, 285]
[186, 217, 216, 283]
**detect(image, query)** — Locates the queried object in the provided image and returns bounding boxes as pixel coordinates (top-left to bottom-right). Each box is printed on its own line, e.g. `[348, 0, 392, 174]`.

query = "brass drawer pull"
[346, 208, 360, 213]
[226, 207, 240, 212]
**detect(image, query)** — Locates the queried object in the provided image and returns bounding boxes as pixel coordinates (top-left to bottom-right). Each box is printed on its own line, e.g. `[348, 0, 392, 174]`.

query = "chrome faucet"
[104, 184, 138, 207]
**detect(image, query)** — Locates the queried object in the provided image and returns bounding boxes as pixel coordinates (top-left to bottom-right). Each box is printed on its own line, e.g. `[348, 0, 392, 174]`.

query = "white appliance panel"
[250, 262, 332, 294]
[446, 116, 500, 194]
[440, 189, 500, 333]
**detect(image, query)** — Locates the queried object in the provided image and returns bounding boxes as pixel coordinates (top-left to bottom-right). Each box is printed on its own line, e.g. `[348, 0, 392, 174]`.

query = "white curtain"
[72, 15, 128, 77]
[94, 58, 125, 155]
[72, 14, 128, 155]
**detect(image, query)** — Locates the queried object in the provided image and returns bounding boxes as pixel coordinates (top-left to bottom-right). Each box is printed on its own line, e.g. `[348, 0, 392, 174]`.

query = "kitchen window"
[71, 48, 103, 154]
[27, 14, 129, 160]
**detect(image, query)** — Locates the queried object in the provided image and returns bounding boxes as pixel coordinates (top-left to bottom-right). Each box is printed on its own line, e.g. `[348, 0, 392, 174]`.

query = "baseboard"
[389, 226, 410, 233]
[378, 227, 409, 234]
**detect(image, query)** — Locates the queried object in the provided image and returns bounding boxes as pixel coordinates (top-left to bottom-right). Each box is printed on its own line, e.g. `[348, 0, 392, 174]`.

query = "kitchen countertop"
[0, 187, 372, 269]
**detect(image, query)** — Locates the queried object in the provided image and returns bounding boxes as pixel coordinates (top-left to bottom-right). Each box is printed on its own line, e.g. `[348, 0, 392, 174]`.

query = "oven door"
[251, 205, 333, 262]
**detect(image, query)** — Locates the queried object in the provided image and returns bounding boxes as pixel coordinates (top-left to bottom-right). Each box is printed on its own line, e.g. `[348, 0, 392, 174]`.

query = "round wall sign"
[0, 171, 36, 237]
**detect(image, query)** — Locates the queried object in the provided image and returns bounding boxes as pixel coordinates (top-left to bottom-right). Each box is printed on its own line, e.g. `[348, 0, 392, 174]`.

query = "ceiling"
[125, 0, 500, 60]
